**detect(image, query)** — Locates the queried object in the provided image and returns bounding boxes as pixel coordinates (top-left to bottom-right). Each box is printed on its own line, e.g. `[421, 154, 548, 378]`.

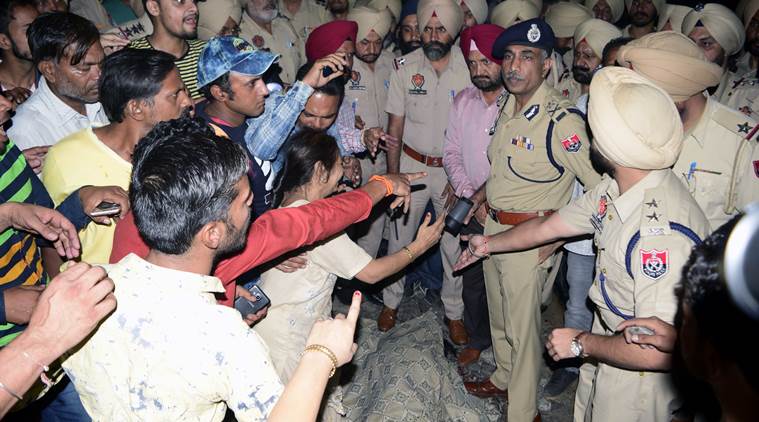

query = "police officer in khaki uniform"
[239, 0, 305, 84]
[545, 1, 593, 93]
[346, 6, 397, 256]
[490, 0, 539, 30]
[462, 19, 600, 422]
[681, 4, 744, 100]
[617, 31, 759, 230]
[457, 67, 710, 422]
[718, 0, 759, 119]
[278, 0, 330, 41]
[380, 0, 471, 343]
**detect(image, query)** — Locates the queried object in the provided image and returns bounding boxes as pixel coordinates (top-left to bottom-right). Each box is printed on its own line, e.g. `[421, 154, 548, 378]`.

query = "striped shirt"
[0, 141, 53, 346]
[128, 37, 206, 100]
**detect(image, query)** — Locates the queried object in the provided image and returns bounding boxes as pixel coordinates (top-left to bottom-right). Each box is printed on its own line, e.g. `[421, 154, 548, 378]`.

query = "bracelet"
[401, 246, 415, 261]
[21, 351, 52, 388]
[369, 175, 393, 197]
[0, 380, 22, 401]
[302, 344, 338, 378]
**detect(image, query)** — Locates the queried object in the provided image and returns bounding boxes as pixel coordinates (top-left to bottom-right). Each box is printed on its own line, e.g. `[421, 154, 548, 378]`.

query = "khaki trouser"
[382, 154, 464, 320]
[483, 217, 555, 422]
[355, 153, 388, 257]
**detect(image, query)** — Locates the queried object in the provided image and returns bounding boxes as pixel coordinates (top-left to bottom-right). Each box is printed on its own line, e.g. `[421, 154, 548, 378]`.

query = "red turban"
[459, 23, 505, 64]
[305, 20, 359, 62]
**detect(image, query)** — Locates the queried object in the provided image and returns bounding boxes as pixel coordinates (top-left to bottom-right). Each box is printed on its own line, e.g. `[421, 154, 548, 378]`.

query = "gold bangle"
[401, 246, 415, 261]
[302, 344, 337, 378]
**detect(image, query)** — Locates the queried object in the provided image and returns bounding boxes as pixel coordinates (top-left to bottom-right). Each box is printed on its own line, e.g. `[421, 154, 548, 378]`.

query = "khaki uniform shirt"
[560, 170, 710, 421]
[718, 52, 759, 119]
[486, 81, 601, 212]
[555, 69, 582, 103]
[278, 0, 331, 41]
[385, 47, 471, 157]
[346, 49, 396, 129]
[673, 96, 759, 229]
[239, 13, 304, 84]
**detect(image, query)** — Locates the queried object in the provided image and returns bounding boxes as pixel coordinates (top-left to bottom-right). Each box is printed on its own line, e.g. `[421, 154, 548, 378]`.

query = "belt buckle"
[488, 208, 498, 221]
[428, 156, 442, 167]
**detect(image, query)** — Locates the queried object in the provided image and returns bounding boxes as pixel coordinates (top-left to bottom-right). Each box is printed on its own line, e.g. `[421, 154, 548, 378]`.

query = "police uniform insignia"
[740, 105, 753, 116]
[640, 249, 668, 280]
[646, 212, 660, 222]
[409, 73, 427, 95]
[234, 38, 254, 52]
[393, 57, 405, 70]
[523, 104, 539, 121]
[754, 160, 759, 178]
[738, 121, 752, 134]
[251, 35, 265, 48]
[349, 70, 362, 89]
[645, 198, 658, 208]
[590, 195, 607, 232]
[560, 134, 582, 153]
[694, 3, 704, 11]
[527, 24, 541, 43]
[561, 89, 569, 98]
[511, 136, 534, 150]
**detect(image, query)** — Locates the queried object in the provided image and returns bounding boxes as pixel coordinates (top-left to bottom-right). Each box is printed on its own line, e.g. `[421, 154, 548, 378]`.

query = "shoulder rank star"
[646, 212, 660, 222]
[644, 199, 658, 208]
[738, 122, 753, 134]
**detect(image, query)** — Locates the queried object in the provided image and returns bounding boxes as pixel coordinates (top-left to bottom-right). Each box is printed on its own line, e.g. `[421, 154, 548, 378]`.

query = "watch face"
[570, 340, 581, 357]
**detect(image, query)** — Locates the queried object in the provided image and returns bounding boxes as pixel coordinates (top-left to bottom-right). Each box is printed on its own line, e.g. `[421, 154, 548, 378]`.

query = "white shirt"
[62, 254, 285, 422]
[8, 78, 109, 150]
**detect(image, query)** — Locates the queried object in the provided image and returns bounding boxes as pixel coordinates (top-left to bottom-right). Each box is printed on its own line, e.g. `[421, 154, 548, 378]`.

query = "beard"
[217, 214, 251, 258]
[572, 65, 594, 85]
[399, 38, 422, 55]
[10, 38, 31, 61]
[422, 40, 453, 61]
[748, 37, 759, 57]
[357, 52, 379, 64]
[249, 2, 278, 23]
[328, 1, 348, 14]
[472, 75, 501, 92]
[590, 144, 616, 178]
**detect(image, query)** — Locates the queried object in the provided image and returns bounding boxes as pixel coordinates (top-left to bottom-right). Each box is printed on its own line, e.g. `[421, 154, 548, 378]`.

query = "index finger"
[403, 171, 427, 182]
[346, 291, 362, 325]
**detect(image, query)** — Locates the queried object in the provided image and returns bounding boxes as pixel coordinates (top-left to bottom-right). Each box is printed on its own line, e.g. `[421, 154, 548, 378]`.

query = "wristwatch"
[570, 332, 589, 358]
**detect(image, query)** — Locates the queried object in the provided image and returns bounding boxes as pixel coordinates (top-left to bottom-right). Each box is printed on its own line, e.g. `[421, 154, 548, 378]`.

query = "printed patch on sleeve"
[561, 134, 582, 153]
[640, 249, 668, 280]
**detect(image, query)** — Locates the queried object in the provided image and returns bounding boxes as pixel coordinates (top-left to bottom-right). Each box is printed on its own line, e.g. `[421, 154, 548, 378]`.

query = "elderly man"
[584, 0, 624, 24]
[461, 19, 600, 421]
[681, 4, 744, 99]
[544, 18, 621, 398]
[457, 66, 710, 422]
[443, 23, 505, 367]
[618, 31, 759, 230]
[239, 0, 304, 84]
[380, 0, 471, 343]
[623, 0, 663, 39]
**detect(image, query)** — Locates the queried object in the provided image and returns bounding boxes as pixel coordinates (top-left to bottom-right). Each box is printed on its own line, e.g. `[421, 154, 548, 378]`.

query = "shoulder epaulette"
[713, 104, 759, 141]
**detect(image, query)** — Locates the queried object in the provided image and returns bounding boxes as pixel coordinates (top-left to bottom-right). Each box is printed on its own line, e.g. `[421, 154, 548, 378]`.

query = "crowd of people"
[0, 0, 756, 421]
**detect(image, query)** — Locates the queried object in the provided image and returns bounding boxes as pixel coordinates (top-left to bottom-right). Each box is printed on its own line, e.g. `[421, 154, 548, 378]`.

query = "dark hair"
[677, 215, 759, 392]
[27, 12, 99, 66]
[199, 72, 233, 102]
[295, 61, 345, 101]
[130, 116, 249, 255]
[0, 0, 35, 35]
[273, 129, 340, 207]
[99, 48, 177, 123]
[601, 36, 633, 66]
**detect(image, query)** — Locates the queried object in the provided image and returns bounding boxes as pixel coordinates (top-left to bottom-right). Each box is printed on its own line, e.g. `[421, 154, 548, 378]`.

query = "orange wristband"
[369, 175, 393, 197]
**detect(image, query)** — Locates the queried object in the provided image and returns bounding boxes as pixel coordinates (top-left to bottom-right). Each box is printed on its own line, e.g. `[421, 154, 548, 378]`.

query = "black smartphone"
[322, 66, 334, 78]
[234, 285, 271, 317]
[90, 201, 121, 217]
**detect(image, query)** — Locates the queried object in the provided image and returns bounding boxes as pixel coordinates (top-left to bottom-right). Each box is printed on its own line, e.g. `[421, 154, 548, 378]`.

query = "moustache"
[504, 70, 525, 81]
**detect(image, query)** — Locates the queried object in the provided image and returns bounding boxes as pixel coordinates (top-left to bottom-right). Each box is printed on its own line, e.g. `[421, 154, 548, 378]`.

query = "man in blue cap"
[196, 36, 348, 219]
[462, 18, 600, 422]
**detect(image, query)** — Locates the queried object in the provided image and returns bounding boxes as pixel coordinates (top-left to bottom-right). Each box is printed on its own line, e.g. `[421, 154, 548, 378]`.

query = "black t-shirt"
[195, 101, 274, 218]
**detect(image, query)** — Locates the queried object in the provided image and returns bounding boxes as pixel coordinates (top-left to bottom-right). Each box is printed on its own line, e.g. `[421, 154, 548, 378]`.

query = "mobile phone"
[90, 201, 121, 217]
[234, 285, 271, 317]
[322, 66, 334, 78]
[626, 326, 655, 336]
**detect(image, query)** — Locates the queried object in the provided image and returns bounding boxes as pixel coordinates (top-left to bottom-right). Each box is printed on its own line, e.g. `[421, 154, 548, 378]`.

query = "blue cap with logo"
[492, 18, 555, 59]
[197, 36, 280, 88]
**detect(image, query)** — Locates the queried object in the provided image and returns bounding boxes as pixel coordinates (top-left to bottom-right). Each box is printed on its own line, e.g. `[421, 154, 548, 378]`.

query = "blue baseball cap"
[197, 36, 280, 89]
[492, 18, 555, 59]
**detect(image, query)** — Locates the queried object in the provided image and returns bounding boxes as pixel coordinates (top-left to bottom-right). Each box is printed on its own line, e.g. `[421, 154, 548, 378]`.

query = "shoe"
[543, 368, 579, 397]
[447, 319, 469, 345]
[457, 347, 481, 367]
[464, 379, 508, 398]
[534, 413, 542, 421]
[377, 306, 397, 332]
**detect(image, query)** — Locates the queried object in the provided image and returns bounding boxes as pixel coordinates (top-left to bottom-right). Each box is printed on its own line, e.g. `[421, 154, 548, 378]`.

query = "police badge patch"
[561, 134, 582, 152]
[527, 24, 541, 43]
[640, 249, 668, 280]
[590, 195, 607, 232]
